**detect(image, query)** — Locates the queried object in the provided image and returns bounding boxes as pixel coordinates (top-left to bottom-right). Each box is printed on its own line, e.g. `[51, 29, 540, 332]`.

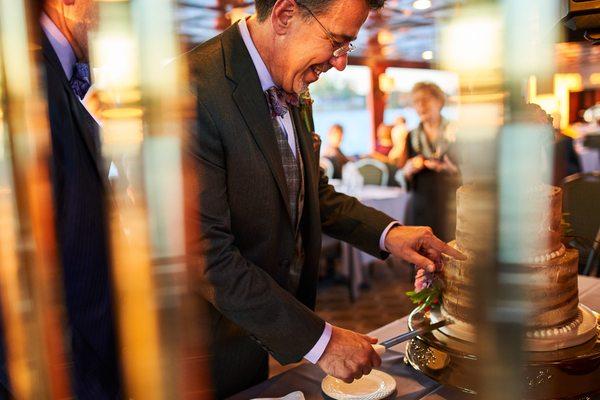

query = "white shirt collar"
[238, 17, 276, 92]
[40, 12, 77, 81]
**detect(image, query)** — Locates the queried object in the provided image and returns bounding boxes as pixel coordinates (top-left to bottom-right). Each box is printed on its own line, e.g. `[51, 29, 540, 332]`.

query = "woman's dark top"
[404, 119, 461, 242]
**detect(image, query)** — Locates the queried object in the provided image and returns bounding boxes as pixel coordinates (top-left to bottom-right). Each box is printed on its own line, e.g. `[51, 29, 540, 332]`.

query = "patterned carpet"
[269, 257, 416, 376]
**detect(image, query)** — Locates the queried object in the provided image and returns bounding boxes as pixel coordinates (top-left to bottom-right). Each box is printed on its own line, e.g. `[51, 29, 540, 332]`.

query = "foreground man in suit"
[187, 0, 464, 397]
[43, 0, 121, 397]
[0, 0, 121, 397]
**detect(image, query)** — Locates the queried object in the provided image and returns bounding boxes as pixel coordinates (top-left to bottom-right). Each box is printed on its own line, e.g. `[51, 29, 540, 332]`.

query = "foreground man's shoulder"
[190, 34, 222, 60]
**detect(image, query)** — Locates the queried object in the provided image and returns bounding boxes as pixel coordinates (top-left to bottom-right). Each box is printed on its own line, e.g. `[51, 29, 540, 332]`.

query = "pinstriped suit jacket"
[0, 33, 122, 400]
[43, 34, 121, 399]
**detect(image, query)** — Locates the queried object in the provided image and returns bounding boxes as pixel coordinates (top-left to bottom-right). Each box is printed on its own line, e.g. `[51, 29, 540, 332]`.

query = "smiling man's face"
[275, 0, 370, 93]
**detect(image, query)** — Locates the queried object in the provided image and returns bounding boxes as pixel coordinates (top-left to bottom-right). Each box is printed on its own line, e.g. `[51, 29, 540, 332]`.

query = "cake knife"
[372, 319, 451, 355]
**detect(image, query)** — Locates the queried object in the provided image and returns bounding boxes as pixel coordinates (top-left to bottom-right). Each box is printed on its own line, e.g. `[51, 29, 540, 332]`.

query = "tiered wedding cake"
[435, 184, 597, 351]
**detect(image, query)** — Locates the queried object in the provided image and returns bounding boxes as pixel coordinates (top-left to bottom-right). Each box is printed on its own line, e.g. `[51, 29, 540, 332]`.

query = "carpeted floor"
[269, 257, 416, 376]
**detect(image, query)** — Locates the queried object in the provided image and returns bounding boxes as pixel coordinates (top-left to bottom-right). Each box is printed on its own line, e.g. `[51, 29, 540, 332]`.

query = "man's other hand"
[317, 326, 381, 383]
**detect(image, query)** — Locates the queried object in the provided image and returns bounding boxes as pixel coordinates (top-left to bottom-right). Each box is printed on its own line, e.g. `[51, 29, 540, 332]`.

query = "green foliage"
[405, 276, 443, 312]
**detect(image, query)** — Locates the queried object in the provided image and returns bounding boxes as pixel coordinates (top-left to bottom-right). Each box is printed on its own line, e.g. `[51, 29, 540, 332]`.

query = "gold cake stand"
[405, 308, 600, 399]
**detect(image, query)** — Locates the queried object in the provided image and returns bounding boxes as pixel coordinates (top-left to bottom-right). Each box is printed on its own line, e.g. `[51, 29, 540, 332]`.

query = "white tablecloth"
[575, 138, 600, 173]
[330, 182, 410, 300]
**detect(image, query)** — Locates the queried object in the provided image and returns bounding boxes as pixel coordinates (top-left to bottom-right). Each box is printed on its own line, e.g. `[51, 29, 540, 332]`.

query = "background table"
[229, 275, 600, 400]
[329, 182, 410, 301]
[576, 137, 600, 173]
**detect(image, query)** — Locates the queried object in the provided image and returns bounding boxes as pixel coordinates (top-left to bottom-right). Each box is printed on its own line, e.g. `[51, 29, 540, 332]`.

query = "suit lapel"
[291, 107, 318, 209]
[41, 34, 107, 187]
[221, 24, 292, 221]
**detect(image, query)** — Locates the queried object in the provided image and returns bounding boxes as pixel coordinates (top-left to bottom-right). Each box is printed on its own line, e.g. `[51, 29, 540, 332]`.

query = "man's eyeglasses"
[296, 2, 356, 58]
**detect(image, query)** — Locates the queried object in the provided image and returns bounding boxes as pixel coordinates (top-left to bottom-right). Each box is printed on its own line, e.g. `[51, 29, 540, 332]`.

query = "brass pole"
[91, 0, 211, 397]
[0, 0, 71, 398]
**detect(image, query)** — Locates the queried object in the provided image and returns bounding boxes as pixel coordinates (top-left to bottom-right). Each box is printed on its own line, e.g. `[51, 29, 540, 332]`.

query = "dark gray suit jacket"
[186, 22, 394, 397]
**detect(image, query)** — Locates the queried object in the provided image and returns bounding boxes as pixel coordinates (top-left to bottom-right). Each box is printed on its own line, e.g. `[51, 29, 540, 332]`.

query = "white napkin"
[251, 391, 305, 400]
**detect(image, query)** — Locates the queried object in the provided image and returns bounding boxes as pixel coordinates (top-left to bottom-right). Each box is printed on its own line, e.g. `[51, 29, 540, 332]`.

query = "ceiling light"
[413, 0, 431, 10]
[379, 73, 395, 93]
[422, 50, 434, 60]
[377, 30, 394, 46]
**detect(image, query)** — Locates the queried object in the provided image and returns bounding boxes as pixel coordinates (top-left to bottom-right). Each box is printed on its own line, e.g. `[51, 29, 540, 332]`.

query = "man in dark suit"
[0, 1, 120, 397]
[186, 0, 464, 397]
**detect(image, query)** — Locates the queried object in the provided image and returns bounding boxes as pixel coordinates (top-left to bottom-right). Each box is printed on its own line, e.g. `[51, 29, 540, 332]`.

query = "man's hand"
[317, 326, 381, 383]
[384, 226, 466, 272]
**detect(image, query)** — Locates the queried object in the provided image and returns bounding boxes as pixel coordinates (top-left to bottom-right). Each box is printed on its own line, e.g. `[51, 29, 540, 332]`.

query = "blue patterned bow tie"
[265, 86, 299, 118]
[69, 62, 91, 100]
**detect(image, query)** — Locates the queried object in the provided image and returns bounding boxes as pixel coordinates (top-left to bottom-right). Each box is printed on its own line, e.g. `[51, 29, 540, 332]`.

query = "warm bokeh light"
[528, 73, 583, 130]
[377, 29, 394, 46]
[92, 34, 138, 91]
[441, 11, 502, 76]
[421, 50, 433, 60]
[378, 73, 395, 93]
[412, 0, 431, 10]
[589, 72, 600, 86]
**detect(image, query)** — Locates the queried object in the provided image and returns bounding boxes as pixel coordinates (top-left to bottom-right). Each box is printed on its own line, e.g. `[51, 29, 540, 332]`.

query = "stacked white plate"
[321, 370, 396, 400]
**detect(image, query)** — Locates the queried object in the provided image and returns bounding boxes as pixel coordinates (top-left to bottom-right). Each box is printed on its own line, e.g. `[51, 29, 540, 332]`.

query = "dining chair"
[582, 227, 600, 277]
[561, 172, 600, 274]
[319, 157, 334, 179]
[354, 158, 389, 186]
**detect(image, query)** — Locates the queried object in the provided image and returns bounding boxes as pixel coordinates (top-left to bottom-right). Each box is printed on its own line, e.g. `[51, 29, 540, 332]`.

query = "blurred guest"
[185, 0, 464, 397]
[323, 123, 349, 179]
[518, 103, 582, 185]
[388, 116, 410, 166]
[373, 123, 394, 158]
[0, 1, 123, 397]
[398, 82, 460, 241]
[554, 133, 582, 184]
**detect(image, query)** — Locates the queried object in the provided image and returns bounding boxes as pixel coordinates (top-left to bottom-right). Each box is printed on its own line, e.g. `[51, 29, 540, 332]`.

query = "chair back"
[354, 158, 389, 186]
[562, 172, 600, 274]
[562, 172, 600, 244]
[583, 227, 600, 276]
[319, 157, 334, 179]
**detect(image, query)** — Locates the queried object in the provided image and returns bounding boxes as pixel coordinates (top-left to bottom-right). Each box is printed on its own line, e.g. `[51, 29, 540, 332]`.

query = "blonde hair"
[411, 82, 446, 106]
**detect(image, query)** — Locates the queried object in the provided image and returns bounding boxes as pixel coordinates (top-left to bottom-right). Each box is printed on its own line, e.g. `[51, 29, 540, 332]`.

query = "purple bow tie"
[69, 62, 91, 100]
[265, 86, 299, 118]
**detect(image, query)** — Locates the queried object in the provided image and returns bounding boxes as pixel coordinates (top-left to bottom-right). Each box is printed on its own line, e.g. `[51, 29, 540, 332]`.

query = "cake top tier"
[455, 184, 563, 257]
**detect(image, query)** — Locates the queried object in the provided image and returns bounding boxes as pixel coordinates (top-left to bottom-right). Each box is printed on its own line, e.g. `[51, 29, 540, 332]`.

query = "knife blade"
[372, 319, 451, 355]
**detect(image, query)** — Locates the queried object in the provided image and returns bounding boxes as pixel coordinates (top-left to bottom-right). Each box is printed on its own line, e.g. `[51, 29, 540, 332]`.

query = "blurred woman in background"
[388, 116, 410, 166]
[372, 123, 394, 159]
[397, 82, 460, 241]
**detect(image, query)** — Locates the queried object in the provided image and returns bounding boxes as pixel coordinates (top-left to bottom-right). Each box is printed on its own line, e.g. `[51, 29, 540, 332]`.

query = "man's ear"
[270, 0, 297, 35]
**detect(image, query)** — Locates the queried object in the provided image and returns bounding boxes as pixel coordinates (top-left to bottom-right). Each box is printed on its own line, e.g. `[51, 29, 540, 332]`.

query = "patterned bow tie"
[69, 62, 91, 100]
[265, 86, 299, 118]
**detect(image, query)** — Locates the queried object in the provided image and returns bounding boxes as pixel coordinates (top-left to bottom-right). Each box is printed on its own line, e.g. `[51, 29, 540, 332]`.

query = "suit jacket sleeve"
[317, 167, 396, 259]
[188, 99, 325, 365]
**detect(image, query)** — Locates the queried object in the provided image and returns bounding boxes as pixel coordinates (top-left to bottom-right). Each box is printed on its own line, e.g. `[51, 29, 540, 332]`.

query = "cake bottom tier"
[430, 304, 598, 351]
[442, 242, 580, 329]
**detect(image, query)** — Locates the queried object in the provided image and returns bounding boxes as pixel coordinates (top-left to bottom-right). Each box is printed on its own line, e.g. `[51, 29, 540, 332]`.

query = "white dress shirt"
[238, 18, 298, 158]
[40, 13, 101, 127]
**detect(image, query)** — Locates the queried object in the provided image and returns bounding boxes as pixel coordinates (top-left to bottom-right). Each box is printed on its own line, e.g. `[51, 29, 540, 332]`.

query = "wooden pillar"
[367, 62, 387, 152]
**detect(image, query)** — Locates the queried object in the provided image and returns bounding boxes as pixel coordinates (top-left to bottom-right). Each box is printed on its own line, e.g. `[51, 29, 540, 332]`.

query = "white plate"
[321, 369, 396, 400]
[251, 391, 305, 400]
